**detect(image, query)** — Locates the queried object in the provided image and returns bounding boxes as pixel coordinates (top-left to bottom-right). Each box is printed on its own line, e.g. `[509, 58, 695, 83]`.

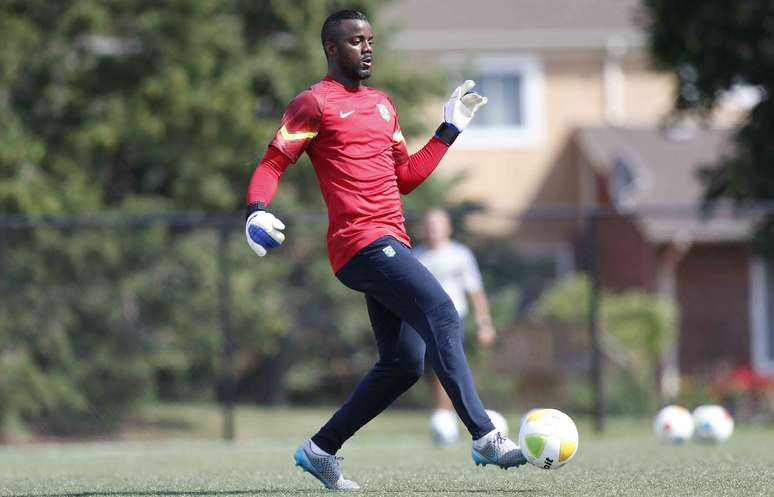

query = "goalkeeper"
[245, 9, 525, 491]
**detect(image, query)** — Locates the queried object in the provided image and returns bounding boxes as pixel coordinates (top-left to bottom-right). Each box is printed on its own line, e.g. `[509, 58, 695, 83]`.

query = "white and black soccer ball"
[653, 405, 694, 444]
[430, 409, 459, 446]
[692, 405, 734, 443]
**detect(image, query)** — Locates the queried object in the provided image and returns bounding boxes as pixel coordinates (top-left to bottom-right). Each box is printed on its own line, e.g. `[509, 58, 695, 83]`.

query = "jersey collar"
[323, 75, 366, 93]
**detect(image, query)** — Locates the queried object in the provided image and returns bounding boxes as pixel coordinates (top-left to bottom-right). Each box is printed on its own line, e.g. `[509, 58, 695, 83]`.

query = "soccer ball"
[486, 409, 509, 437]
[692, 405, 734, 442]
[430, 409, 459, 446]
[518, 408, 579, 470]
[653, 405, 694, 444]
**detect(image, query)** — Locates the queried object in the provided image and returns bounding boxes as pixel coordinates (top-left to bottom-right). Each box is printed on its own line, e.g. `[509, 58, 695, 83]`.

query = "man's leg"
[311, 294, 426, 455]
[336, 237, 494, 440]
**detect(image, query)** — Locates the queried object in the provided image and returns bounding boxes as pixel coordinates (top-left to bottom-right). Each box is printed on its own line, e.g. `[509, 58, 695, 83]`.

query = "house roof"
[575, 126, 757, 243]
[382, 0, 646, 50]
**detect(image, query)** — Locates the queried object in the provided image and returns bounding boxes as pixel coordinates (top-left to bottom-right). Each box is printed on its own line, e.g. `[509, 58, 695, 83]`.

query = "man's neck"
[327, 67, 361, 90]
[427, 239, 451, 251]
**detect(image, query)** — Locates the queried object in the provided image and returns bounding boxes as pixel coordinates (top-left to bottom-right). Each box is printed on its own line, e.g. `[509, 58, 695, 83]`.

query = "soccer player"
[245, 9, 525, 491]
[413, 209, 496, 445]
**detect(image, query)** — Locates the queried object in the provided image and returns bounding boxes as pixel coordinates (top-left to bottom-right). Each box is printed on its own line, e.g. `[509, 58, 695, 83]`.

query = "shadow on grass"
[9, 488, 541, 496]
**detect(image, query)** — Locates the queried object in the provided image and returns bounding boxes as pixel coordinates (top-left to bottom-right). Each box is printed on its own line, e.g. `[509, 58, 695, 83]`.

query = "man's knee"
[391, 345, 424, 384]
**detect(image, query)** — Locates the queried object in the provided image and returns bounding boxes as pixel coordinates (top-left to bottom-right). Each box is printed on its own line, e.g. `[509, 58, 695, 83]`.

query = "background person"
[412, 209, 496, 445]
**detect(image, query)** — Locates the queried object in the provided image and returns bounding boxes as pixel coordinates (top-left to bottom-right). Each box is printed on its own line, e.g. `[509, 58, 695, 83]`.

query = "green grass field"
[1, 405, 773, 497]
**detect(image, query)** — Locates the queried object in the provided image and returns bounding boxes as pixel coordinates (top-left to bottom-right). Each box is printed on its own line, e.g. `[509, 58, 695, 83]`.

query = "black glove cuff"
[434, 122, 461, 146]
[245, 202, 266, 220]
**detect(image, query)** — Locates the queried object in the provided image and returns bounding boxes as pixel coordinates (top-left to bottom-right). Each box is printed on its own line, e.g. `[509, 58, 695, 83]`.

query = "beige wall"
[398, 47, 675, 241]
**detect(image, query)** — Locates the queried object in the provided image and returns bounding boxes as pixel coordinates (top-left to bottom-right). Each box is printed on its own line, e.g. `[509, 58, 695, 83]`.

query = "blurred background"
[2, 0, 774, 443]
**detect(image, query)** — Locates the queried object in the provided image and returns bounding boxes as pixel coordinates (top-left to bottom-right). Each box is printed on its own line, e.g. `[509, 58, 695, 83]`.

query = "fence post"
[586, 209, 605, 432]
[217, 224, 236, 441]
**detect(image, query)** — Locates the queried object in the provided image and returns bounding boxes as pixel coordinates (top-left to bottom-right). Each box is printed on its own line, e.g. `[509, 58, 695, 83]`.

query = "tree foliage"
[645, 0, 774, 255]
[536, 274, 677, 413]
[0, 0, 447, 437]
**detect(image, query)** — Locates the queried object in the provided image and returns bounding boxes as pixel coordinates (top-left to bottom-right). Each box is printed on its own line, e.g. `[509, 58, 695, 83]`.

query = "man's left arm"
[470, 289, 495, 347]
[394, 80, 487, 194]
[461, 245, 496, 346]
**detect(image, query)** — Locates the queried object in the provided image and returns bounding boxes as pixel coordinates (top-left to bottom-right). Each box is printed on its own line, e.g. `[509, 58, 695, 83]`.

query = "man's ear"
[323, 40, 337, 58]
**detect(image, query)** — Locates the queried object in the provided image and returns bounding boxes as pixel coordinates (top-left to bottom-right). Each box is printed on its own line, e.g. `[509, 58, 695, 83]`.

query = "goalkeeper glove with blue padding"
[435, 80, 488, 145]
[245, 210, 286, 257]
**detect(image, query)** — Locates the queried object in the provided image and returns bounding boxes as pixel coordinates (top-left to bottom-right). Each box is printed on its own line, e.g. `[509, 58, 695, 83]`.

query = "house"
[384, 0, 770, 379]
[567, 125, 774, 379]
[384, 0, 676, 266]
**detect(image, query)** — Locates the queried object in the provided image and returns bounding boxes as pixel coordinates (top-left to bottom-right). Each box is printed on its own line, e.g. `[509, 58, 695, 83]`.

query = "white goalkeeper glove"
[436, 80, 488, 145]
[245, 210, 286, 257]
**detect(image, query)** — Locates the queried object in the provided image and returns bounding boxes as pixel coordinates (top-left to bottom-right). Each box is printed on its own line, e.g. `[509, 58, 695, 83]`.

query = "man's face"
[329, 19, 373, 80]
[424, 211, 452, 246]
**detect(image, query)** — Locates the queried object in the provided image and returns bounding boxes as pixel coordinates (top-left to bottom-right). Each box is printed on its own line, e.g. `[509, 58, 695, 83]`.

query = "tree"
[0, 0, 448, 437]
[536, 274, 677, 414]
[645, 0, 774, 255]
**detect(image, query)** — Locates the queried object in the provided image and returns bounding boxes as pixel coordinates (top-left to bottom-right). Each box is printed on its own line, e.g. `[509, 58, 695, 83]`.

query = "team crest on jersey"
[376, 103, 391, 122]
[382, 245, 396, 258]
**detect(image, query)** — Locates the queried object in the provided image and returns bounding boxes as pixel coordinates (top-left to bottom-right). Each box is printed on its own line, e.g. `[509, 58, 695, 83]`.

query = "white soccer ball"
[518, 408, 579, 470]
[430, 409, 459, 446]
[692, 405, 734, 442]
[653, 405, 694, 444]
[486, 409, 509, 437]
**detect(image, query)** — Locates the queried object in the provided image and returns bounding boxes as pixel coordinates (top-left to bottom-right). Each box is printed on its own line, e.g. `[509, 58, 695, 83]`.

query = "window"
[750, 258, 774, 373]
[609, 155, 651, 213]
[472, 74, 523, 127]
[449, 55, 545, 149]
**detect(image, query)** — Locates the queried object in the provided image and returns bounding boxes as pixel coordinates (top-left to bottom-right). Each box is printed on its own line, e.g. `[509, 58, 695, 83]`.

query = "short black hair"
[321, 9, 369, 49]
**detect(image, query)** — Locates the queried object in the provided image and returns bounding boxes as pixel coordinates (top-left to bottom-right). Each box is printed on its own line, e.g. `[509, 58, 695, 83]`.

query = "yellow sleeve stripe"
[279, 125, 318, 141]
[393, 130, 404, 143]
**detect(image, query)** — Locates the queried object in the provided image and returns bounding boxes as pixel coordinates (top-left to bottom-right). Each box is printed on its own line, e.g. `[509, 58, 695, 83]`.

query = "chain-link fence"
[2, 205, 773, 441]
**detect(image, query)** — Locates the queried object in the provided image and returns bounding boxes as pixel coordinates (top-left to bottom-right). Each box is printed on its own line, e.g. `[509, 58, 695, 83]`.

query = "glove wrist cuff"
[434, 122, 461, 146]
[245, 202, 266, 220]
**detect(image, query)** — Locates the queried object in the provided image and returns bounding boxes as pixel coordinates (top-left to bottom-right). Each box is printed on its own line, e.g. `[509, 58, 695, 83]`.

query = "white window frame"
[452, 55, 546, 150]
[749, 257, 774, 373]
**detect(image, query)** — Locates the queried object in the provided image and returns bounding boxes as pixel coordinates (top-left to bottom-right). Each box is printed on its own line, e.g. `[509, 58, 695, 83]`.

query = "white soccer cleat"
[471, 431, 527, 470]
[293, 439, 361, 491]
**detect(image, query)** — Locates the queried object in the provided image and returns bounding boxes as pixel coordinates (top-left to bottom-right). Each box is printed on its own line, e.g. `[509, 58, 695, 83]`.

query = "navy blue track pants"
[311, 236, 494, 454]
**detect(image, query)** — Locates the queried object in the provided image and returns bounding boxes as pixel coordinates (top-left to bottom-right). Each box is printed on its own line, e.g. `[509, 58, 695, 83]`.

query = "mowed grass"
[1, 405, 773, 497]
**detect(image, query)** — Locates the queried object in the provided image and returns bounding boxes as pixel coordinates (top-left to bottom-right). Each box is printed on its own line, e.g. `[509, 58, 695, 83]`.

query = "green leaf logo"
[526, 434, 546, 459]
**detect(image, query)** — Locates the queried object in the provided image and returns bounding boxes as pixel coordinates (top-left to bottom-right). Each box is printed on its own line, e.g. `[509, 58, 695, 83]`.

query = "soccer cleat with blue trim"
[471, 431, 527, 470]
[293, 439, 361, 491]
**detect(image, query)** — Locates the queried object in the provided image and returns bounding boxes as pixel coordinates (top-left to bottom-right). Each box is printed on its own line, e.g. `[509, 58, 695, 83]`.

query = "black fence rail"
[2, 204, 773, 440]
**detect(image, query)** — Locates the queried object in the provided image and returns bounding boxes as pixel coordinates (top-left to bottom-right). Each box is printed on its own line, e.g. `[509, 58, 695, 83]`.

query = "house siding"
[676, 244, 751, 374]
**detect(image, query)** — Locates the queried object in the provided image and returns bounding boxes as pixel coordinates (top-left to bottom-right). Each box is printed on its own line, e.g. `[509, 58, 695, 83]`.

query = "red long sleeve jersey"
[248, 76, 449, 273]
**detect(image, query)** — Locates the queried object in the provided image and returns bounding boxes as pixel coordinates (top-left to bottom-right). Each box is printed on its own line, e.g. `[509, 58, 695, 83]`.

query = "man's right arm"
[245, 90, 321, 258]
[245, 146, 292, 218]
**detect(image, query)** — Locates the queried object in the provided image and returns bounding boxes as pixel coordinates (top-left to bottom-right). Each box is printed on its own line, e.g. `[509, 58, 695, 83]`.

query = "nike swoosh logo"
[340, 110, 355, 118]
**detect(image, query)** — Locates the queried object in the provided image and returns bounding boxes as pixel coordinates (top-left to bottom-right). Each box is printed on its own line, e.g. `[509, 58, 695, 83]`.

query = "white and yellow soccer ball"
[518, 408, 579, 470]
[653, 405, 694, 444]
[486, 409, 509, 437]
[692, 405, 734, 442]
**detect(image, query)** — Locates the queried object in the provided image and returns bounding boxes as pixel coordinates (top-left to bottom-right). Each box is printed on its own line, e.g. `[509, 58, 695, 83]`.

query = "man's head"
[423, 209, 453, 248]
[321, 10, 373, 81]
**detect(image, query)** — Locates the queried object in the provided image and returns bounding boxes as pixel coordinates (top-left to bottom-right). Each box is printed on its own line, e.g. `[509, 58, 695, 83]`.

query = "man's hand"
[443, 80, 488, 132]
[476, 322, 496, 347]
[245, 210, 286, 257]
